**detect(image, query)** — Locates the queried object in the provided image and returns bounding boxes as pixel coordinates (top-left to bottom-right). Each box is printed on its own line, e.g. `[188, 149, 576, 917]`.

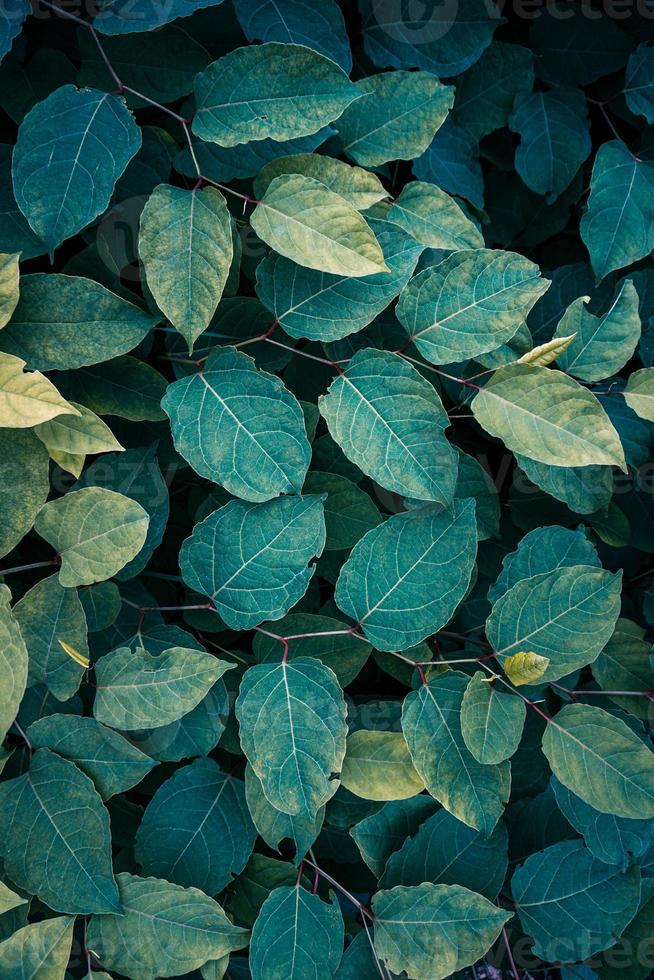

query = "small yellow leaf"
[503, 651, 549, 687]
[58, 640, 90, 669]
[517, 334, 577, 367]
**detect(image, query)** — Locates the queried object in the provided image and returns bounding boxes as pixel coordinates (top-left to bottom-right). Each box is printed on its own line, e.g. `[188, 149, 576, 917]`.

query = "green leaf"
[236, 656, 347, 817]
[0, 584, 27, 742]
[255, 213, 422, 342]
[335, 500, 477, 652]
[624, 367, 654, 421]
[139, 185, 233, 352]
[162, 345, 311, 501]
[509, 88, 591, 201]
[57, 355, 167, 421]
[193, 42, 361, 147]
[511, 839, 641, 962]
[580, 141, 654, 281]
[460, 671, 526, 764]
[0, 748, 120, 913]
[387, 181, 483, 250]
[0, 883, 26, 916]
[94, 645, 233, 730]
[594, 879, 654, 980]
[0, 429, 49, 558]
[250, 886, 344, 980]
[251, 174, 388, 276]
[542, 703, 654, 820]
[13, 572, 88, 700]
[517, 333, 577, 366]
[360, 0, 502, 76]
[0, 916, 74, 980]
[319, 348, 457, 504]
[34, 402, 123, 458]
[228, 854, 305, 930]
[487, 565, 622, 682]
[233, 0, 351, 71]
[350, 797, 439, 877]
[341, 730, 425, 801]
[402, 672, 510, 835]
[12, 85, 141, 252]
[0, 273, 157, 371]
[253, 153, 386, 210]
[372, 882, 511, 980]
[179, 495, 326, 630]
[244, 763, 324, 861]
[27, 714, 155, 798]
[303, 472, 381, 551]
[471, 364, 626, 469]
[397, 249, 549, 363]
[336, 70, 453, 167]
[553, 280, 641, 382]
[0, 252, 18, 328]
[135, 757, 255, 893]
[87, 872, 249, 980]
[34, 487, 150, 587]
[503, 652, 550, 687]
[382, 809, 508, 901]
[0, 351, 79, 427]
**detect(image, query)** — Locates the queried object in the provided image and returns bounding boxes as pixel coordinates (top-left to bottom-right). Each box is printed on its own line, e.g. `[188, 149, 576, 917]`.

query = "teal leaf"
[471, 364, 626, 470]
[250, 886, 344, 980]
[34, 487, 150, 587]
[56, 355, 168, 421]
[402, 672, 510, 835]
[487, 564, 622, 682]
[336, 71, 453, 167]
[511, 839, 641, 962]
[0, 748, 120, 913]
[335, 500, 477, 652]
[135, 757, 256, 893]
[251, 174, 388, 276]
[515, 455, 613, 515]
[28, 713, 155, 798]
[581, 141, 654, 281]
[350, 796, 439, 877]
[593, 619, 654, 721]
[460, 671, 526, 764]
[193, 42, 361, 147]
[94, 645, 234, 730]
[381, 809, 508, 901]
[397, 249, 549, 364]
[303, 471, 381, 551]
[244, 763, 325, 861]
[139, 185, 233, 352]
[372, 882, 511, 980]
[319, 348, 458, 504]
[625, 43, 654, 123]
[453, 41, 534, 141]
[13, 572, 88, 700]
[413, 117, 484, 208]
[0, 584, 27, 742]
[255, 214, 422, 342]
[509, 88, 591, 202]
[236, 656, 347, 817]
[360, 0, 502, 75]
[0, 916, 74, 979]
[551, 776, 654, 871]
[554, 280, 641, 382]
[387, 181, 483, 250]
[162, 346, 311, 501]
[179, 495, 326, 630]
[0, 0, 29, 65]
[542, 703, 654, 820]
[0, 273, 156, 371]
[12, 85, 141, 252]
[87, 872, 249, 980]
[232, 0, 351, 71]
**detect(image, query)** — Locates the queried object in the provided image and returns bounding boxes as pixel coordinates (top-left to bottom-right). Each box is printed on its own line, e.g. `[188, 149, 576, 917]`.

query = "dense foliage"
[2, 1, 654, 978]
